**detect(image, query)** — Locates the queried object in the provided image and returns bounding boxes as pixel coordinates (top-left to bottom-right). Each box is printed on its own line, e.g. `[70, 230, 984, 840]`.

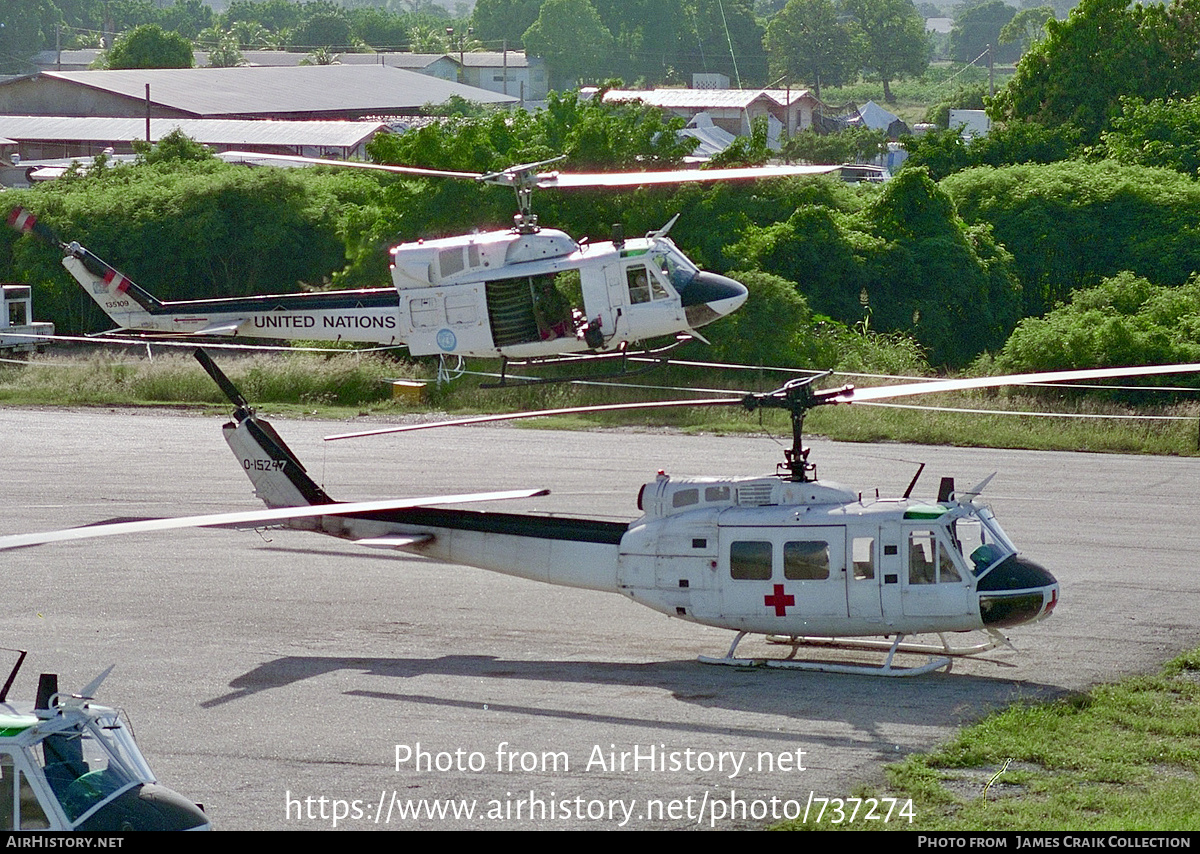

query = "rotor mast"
[741, 373, 853, 482]
[477, 155, 567, 234]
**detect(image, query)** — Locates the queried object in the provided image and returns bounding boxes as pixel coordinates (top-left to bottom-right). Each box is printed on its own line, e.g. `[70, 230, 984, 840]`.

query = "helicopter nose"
[78, 783, 210, 831]
[976, 555, 1059, 628]
[680, 272, 748, 329]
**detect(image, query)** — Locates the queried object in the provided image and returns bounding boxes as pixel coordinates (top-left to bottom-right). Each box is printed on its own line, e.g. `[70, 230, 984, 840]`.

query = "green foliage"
[205, 35, 246, 67]
[840, 0, 930, 103]
[763, 0, 856, 98]
[291, 10, 355, 50]
[472, 0, 545, 48]
[995, 272, 1200, 374]
[0, 0, 63, 72]
[0, 352, 402, 407]
[703, 270, 929, 372]
[942, 160, 1200, 315]
[707, 116, 772, 167]
[990, 0, 1200, 143]
[731, 168, 1021, 366]
[782, 126, 888, 165]
[1100, 96, 1200, 177]
[132, 129, 215, 164]
[105, 23, 195, 69]
[949, 0, 1017, 64]
[522, 0, 615, 86]
[902, 121, 1083, 180]
[998, 5, 1054, 56]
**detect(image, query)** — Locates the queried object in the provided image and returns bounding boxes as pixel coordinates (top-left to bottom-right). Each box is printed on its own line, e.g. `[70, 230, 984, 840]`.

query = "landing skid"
[698, 629, 1011, 677]
[481, 335, 691, 388]
[766, 629, 1013, 658]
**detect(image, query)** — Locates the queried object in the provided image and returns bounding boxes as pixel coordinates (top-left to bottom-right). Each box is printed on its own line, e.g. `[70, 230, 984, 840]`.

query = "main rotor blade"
[828, 363, 1200, 405]
[0, 490, 549, 552]
[325, 397, 740, 441]
[217, 151, 482, 180]
[539, 164, 840, 189]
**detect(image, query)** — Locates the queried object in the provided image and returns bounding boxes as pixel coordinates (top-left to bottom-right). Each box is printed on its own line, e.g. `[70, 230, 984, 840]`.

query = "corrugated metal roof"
[39, 65, 517, 117]
[604, 87, 817, 110]
[460, 52, 533, 68]
[0, 115, 386, 148]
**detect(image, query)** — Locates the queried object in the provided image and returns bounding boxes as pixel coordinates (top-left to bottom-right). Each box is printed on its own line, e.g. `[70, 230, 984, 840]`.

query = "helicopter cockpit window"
[784, 541, 830, 580]
[655, 249, 699, 291]
[38, 721, 142, 823]
[952, 517, 1005, 575]
[730, 541, 772, 580]
[0, 753, 50, 830]
[908, 531, 961, 584]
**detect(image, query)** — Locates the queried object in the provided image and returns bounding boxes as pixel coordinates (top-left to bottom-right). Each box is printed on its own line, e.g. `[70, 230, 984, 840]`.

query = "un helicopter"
[0, 652, 209, 831]
[7, 158, 834, 378]
[4, 351, 1199, 676]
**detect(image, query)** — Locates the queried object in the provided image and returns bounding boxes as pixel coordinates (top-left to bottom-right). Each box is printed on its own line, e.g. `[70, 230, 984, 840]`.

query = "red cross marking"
[764, 584, 794, 616]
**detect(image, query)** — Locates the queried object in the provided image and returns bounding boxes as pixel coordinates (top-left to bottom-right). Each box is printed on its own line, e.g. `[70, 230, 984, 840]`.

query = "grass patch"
[2, 352, 1198, 456]
[0, 350, 420, 411]
[776, 650, 1200, 830]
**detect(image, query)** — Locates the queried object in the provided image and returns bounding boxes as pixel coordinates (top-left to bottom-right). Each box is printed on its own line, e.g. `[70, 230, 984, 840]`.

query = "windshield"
[36, 713, 153, 823]
[653, 245, 699, 291]
[951, 508, 1015, 575]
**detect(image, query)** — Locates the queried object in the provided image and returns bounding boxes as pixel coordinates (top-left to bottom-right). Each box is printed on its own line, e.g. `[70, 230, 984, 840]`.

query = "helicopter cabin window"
[672, 488, 699, 508]
[730, 541, 772, 580]
[852, 536, 875, 580]
[705, 485, 730, 502]
[908, 530, 962, 584]
[0, 753, 49, 830]
[626, 265, 668, 305]
[784, 540, 830, 580]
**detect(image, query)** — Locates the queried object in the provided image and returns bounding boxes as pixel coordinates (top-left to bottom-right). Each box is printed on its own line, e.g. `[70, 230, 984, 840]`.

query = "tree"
[841, 0, 929, 103]
[764, 0, 856, 99]
[998, 5, 1054, 56]
[291, 11, 354, 51]
[942, 160, 1200, 315]
[159, 0, 215, 40]
[0, 0, 63, 72]
[989, 0, 1200, 143]
[522, 0, 614, 88]
[472, 0, 546, 49]
[1100, 95, 1200, 177]
[949, 0, 1017, 64]
[105, 23, 194, 69]
[731, 167, 1021, 366]
[206, 35, 246, 67]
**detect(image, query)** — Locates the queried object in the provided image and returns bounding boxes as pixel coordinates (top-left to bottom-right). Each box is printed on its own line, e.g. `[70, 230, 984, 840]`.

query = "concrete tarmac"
[2, 406, 1198, 830]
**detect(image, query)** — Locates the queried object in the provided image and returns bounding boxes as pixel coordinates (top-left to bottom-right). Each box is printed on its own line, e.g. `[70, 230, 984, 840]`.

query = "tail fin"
[7, 207, 163, 329]
[61, 243, 163, 329]
[194, 349, 334, 509]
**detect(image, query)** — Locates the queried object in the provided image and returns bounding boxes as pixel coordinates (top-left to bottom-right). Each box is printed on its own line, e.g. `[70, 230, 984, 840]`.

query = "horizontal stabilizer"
[0, 489, 549, 552]
[354, 534, 435, 550]
[193, 319, 248, 336]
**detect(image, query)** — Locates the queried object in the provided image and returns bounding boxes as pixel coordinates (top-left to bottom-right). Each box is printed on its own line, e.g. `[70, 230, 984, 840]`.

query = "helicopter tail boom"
[200, 350, 627, 592]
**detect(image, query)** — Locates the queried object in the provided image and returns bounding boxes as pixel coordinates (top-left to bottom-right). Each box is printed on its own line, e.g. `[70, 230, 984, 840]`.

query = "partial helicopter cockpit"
[0, 673, 209, 831]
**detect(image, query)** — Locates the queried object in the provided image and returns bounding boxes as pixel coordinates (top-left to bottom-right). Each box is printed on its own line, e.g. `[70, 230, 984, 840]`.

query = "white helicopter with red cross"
[4, 351, 1197, 676]
[7, 158, 836, 379]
